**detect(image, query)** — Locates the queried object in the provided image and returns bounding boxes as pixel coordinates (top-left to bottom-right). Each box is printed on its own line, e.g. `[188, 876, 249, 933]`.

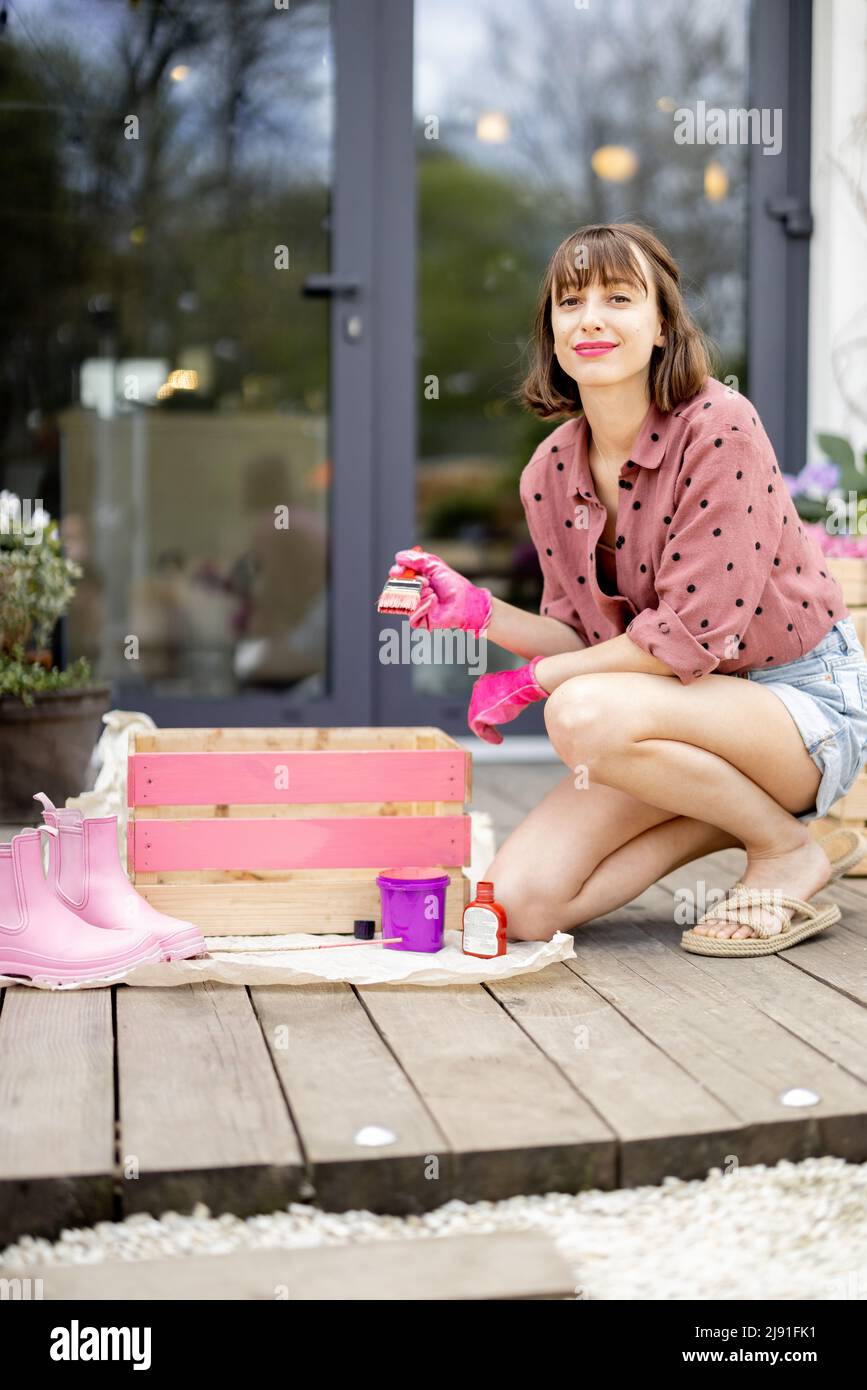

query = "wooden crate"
[826, 557, 867, 606]
[127, 727, 472, 935]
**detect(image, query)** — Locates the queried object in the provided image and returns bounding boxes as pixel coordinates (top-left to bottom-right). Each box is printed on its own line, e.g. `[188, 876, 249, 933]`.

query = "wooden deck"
[2, 762, 867, 1250]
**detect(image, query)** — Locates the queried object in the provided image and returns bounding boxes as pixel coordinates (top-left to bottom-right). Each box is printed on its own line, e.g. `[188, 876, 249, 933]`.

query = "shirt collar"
[565, 400, 670, 499]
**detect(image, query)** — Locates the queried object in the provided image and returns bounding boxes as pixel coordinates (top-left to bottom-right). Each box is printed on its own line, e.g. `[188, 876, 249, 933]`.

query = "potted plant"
[0, 491, 111, 823]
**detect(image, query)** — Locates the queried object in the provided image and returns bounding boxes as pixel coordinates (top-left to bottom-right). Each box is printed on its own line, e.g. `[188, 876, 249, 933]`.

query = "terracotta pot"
[0, 683, 112, 823]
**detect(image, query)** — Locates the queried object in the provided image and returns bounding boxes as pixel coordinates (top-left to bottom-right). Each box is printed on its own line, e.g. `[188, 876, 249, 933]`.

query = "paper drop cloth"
[0, 930, 575, 990]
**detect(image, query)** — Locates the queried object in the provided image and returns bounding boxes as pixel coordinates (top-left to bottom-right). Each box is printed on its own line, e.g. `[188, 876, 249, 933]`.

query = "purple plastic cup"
[375, 867, 450, 952]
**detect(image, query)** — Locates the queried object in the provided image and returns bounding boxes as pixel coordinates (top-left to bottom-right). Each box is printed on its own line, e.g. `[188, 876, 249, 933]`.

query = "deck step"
[22, 1230, 575, 1301]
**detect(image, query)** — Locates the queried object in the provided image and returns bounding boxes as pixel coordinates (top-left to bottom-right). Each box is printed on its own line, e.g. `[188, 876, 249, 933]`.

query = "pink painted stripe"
[132, 815, 472, 872]
[127, 750, 466, 806]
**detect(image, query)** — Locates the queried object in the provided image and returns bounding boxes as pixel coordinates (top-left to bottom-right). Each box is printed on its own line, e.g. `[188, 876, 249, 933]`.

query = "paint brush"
[376, 543, 425, 615]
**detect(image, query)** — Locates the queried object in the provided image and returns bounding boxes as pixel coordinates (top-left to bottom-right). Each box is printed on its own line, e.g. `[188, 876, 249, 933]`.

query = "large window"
[1, 0, 333, 701]
[412, 0, 751, 697]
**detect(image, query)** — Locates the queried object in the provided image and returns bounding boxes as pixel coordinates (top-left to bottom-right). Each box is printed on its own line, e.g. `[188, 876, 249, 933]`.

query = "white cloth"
[0, 931, 575, 990]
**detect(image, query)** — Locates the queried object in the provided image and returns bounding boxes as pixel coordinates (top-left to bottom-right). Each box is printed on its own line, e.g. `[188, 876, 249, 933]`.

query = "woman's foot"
[692, 833, 833, 939]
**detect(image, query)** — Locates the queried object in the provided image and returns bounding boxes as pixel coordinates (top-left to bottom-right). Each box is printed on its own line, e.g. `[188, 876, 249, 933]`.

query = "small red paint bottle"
[462, 880, 508, 958]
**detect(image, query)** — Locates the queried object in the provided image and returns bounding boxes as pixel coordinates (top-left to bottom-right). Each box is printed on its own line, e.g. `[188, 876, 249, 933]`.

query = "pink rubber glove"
[467, 655, 549, 745]
[388, 548, 493, 633]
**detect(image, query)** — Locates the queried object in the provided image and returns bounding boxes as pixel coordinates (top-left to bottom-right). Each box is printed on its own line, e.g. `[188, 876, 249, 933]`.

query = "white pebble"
[3, 1154, 866, 1300]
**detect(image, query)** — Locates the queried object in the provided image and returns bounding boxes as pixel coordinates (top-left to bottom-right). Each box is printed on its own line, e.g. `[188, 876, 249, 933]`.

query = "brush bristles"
[377, 591, 420, 613]
[376, 576, 424, 615]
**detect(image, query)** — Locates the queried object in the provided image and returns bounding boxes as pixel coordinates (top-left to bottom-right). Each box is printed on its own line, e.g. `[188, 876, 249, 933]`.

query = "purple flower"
[788, 459, 840, 497]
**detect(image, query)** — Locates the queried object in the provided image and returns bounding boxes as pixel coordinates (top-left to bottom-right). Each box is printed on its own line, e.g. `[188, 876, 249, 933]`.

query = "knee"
[544, 680, 633, 762]
[477, 859, 572, 943]
[543, 679, 603, 754]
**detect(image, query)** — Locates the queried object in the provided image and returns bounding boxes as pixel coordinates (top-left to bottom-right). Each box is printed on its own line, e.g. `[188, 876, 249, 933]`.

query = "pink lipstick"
[573, 342, 617, 358]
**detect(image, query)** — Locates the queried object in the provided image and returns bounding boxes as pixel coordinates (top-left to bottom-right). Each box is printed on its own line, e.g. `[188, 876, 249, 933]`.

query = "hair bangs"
[550, 229, 648, 301]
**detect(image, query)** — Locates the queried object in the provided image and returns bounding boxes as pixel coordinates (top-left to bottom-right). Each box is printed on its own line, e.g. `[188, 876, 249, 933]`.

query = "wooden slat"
[131, 813, 471, 872]
[813, 875, 867, 940]
[116, 983, 305, 1217]
[132, 864, 467, 886]
[355, 981, 616, 1202]
[638, 913, 867, 1159]
[826, 558, 867, 604]
[129, 749, 467, 807]
[133, 873, 470, 937]
[24, 1230, 575, 1301]
[134, 801, 466, 820]
[131, 726, 456, 754]
[565, 883, 867, 1163]
[0, 988, 115, 1246]
[252, 984, 451, 1212]
[488, 963, 743, 1187]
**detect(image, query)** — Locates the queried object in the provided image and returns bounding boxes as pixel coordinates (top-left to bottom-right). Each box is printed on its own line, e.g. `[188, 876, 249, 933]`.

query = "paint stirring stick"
[208, 937, 403, 954]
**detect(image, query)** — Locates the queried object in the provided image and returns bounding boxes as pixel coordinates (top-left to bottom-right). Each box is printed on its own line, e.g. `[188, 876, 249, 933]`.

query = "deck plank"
[563, 883, 867, 1164]
[355, 980, 616, 1202]
[23, 1230, 575, 1301]
[116, 983, 305, 1218]
[487, 964, 743, 1187]
[0, 988, 115, 1244]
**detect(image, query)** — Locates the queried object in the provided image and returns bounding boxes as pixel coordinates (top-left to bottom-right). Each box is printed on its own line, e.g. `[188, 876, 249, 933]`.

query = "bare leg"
[482, 770, 740, 942]
[567, 816, 742, 925]
[544, 671, 833, 940]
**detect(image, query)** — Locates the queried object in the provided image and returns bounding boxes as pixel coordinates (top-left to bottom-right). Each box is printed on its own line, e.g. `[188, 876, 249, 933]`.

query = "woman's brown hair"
[517, 222, 719, 418]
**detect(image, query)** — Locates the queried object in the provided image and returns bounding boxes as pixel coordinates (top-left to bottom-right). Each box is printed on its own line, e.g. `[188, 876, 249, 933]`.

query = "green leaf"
[817, 431, 865, 495]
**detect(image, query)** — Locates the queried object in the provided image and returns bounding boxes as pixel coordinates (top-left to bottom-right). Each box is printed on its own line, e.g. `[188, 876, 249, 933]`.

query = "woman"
[388, 222, 867, 953]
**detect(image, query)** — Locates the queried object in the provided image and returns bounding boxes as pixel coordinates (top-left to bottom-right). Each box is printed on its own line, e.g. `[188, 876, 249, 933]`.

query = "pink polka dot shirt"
[519, 375, 846, 685]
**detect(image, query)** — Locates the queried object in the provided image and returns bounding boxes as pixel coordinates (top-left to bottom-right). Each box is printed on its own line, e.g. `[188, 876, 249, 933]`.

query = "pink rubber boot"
[35, 794, 207, 962]
[0, 828, 162, 986]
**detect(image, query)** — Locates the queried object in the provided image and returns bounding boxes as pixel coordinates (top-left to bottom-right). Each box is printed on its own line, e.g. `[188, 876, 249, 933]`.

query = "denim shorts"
[737, 616, 867, 822]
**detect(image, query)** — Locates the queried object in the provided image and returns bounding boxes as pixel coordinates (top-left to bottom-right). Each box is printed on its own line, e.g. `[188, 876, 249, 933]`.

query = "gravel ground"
[3, 1155, 867, 1300]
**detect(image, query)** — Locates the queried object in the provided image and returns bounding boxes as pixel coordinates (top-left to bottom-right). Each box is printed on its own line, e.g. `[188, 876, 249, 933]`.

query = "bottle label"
[463, 905, 500, 956]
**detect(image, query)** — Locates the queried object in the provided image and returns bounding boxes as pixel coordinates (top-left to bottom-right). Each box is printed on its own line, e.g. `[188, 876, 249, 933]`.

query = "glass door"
[374, 0, 811, 736]
[0, 0, 376, 726]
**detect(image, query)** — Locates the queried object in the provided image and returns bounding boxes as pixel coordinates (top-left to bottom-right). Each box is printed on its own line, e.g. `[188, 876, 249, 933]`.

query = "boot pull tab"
[33, 793, 57, 813]
[36, 823, 58, 839]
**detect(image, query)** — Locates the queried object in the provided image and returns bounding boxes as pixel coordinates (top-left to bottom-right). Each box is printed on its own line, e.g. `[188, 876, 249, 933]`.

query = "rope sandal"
[814, 827, 866, 880]
[681, 886, 841, 957]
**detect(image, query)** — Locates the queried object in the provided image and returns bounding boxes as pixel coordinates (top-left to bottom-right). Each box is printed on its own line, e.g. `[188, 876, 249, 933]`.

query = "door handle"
[301, 273, 362, 298]
[765, 195, 813, 238]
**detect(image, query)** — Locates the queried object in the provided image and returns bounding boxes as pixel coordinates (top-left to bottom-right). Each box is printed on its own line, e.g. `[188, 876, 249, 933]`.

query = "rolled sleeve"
[625, 430, 785, 684]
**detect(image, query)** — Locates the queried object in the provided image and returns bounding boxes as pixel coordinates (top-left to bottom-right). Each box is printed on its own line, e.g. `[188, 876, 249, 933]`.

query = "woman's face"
[550, 241, 666, 393]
